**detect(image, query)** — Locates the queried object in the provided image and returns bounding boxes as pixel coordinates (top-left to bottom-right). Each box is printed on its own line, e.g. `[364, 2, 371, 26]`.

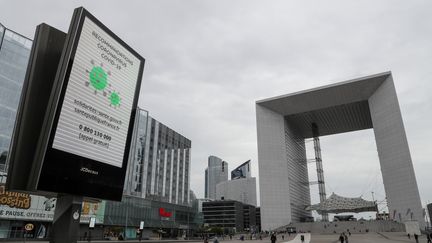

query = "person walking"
[427, 233, 431, 243]
[414, 233, 419, 243]
[271, 233, 276, 243]
[339, 233, 345, 243]
[300, 234, 305, 243]
[344, 233, 349, 243]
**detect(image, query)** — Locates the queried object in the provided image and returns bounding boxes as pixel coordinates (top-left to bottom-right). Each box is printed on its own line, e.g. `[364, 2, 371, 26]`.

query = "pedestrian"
[414, 233, 419, 243]
[213, 237, 219, 243]
[344, 233, 348, 243]
[282, 235, 284, 240]
[204, 237, 209, 243]
[339, 233, 344, 243]
[300, 235, 305, 243]
[408, 233, 411, 239]
[271, 233, 276, 243]
[427, 233, 431, 243]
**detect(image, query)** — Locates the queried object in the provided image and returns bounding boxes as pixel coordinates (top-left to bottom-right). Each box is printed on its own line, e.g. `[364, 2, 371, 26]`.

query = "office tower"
[204, 156, 228, 199]
[124, 113, 192, 206]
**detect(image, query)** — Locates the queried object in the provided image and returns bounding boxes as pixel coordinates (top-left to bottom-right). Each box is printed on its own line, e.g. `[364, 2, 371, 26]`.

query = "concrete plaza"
[2, 233, 426, 243]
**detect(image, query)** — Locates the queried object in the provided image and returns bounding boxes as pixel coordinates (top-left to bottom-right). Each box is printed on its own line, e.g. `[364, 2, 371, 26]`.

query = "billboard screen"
[34, 8, 145, 200]
[51, 17, 140, 168]
[231, 160, 251, 180]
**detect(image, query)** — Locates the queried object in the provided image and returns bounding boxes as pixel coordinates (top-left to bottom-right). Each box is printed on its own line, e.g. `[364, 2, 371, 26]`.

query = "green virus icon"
[85, 60, 120, 108]
[109, 91, 121, 107]
[85, 61, 111, 97]
[89, 66, 107, 90]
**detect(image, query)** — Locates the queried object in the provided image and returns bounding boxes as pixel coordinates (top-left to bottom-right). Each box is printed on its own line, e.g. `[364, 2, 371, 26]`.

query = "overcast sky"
[2, 0, 432, 219]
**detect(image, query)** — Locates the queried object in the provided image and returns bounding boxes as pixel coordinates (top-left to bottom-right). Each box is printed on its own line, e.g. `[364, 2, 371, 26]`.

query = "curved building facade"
[204, 156, 228, 199]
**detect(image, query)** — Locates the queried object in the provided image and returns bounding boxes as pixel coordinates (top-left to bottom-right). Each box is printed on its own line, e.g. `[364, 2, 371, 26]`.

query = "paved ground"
[0, 233, 428, 243]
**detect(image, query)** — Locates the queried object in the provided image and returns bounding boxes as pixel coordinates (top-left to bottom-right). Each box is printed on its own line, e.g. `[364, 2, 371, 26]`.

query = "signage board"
[0, 186, 55, 221]
[34, 7, 145, 200]
[80, 200, 106, 224]
[0, 186, 105, 224]
[89, 217, 96, 228]
[139, 221, 144, 230]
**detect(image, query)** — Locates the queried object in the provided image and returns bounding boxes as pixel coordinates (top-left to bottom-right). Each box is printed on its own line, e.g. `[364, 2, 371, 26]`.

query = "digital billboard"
[51, 17, 140, 167]
[231, 160, 251, 180]
[33, 7, 145, 200]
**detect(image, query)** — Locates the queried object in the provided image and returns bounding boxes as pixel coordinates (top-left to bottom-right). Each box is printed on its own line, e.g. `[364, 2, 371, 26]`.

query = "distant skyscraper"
[204, 156, 228, 199]
[231, 160, 251, 180]
[124, 112, 192, 206]
[217, 160, 257, 206]
[0, 23, 31, 180]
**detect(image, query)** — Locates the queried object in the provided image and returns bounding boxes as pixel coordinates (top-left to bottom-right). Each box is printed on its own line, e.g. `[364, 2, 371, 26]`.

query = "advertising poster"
[0, 186, 54, 221]
[52, 16, 141, 168]
[80, 200, 106, 224]
[231, 160, 251, 180]
[0, 186, 105, 224]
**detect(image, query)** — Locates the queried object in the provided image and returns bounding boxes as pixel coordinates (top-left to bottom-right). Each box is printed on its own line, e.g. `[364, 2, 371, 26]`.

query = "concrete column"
[50, 195, 83, 243]
[256, 104, 292, 230]
[369, 76, 424, 227]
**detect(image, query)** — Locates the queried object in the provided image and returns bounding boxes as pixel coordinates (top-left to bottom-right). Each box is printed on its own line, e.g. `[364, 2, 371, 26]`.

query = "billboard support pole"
[50, 194, 83, 243]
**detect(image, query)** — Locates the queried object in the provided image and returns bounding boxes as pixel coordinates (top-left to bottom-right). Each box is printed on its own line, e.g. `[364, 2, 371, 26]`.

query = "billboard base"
[50, 194, 83, 243]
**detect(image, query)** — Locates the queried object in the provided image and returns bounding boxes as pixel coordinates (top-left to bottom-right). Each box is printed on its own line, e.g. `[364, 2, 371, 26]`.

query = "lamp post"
[124, 199, 128, 240]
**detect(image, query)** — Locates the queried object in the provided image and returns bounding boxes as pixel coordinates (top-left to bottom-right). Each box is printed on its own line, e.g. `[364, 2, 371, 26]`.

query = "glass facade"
[0, 23, 31, 176]
[104, 196, 199, 229]
[124, 108, 149, 197]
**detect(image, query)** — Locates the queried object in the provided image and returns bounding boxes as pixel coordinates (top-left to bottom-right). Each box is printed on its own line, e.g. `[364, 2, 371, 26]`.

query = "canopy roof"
[306, 193, 377, 214]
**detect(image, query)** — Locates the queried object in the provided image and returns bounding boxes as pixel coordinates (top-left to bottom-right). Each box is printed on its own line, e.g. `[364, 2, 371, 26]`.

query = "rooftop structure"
[306, 193, 377, 214]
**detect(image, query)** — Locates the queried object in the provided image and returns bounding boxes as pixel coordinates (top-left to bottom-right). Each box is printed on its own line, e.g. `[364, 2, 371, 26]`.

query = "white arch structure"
[256, 72, 424, 230]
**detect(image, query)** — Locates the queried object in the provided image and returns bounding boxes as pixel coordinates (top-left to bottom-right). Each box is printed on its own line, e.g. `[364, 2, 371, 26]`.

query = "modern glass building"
[0, 23, 31, 178]
[124, 108, 150, 197]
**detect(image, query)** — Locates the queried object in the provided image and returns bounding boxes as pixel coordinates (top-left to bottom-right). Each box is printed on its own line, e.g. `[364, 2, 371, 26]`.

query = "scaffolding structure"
[312, 123, 328, 222]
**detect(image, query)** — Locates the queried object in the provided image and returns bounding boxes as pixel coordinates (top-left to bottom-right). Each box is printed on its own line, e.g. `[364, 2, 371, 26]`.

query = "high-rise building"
[204, 156, 228, 199]
[216, 160, 257, 206]
[0, 23, 32, 179]
[124, 112, 192, 206]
